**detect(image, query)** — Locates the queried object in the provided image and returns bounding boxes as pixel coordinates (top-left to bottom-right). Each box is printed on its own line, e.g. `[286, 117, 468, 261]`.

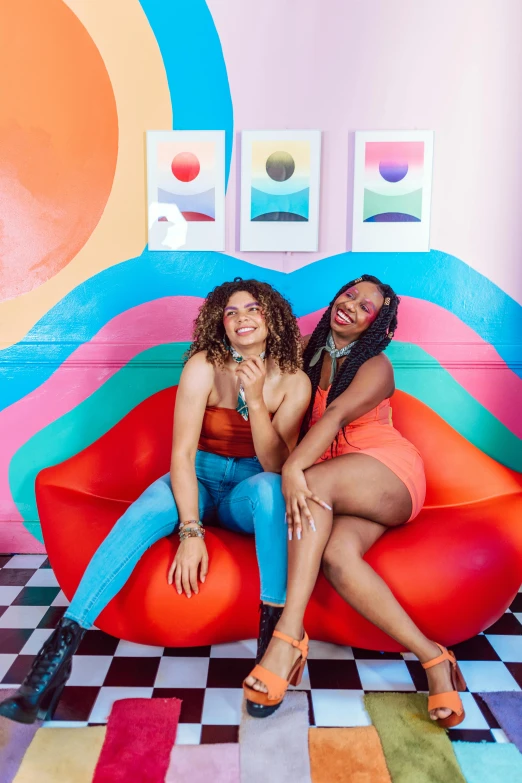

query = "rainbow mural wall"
[0, 0, 521, 551]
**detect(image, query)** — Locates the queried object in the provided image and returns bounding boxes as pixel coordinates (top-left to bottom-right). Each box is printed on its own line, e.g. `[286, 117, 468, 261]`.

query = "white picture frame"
[352, 130, 434, 252]
[146, 130, 225, 251]
[240, 130, 322, 252]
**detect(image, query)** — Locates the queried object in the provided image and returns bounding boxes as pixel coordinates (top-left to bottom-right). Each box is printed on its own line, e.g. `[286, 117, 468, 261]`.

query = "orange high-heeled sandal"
[421, 643, 467, 728]
[243, 629, 309, 718]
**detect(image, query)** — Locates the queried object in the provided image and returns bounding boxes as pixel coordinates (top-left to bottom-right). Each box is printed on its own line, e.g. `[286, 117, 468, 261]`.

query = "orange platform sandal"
[243, 629, 309, 718]
[421, 643, 467, 728]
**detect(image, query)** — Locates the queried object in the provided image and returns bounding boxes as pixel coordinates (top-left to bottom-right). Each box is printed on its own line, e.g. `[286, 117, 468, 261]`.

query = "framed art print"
[352, 130, 434, 252]
[146, 130, 225, 251]
[240, 130, 321, 251]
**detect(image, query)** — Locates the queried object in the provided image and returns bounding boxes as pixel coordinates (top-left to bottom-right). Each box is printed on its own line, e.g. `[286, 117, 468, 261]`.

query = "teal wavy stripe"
[9, 341, 521, 541]
[10, 343, 187, 542]
[140, 0, 234, 184]
[388, 342, 522, 470]
[1, 248, 521, 413]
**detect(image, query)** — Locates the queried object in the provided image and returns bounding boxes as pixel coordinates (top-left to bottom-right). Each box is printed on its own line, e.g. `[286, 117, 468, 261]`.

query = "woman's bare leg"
[245, 454, 453, 719]
[322, 515, 452, 719]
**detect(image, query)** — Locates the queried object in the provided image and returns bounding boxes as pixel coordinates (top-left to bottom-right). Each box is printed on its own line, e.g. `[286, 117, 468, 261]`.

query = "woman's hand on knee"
[282, 467, 330, 540]
[168, 539, 209, 598]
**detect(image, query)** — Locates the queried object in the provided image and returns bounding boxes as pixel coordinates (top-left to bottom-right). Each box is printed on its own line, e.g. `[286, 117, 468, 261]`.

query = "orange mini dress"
[310, 387, 426, 521]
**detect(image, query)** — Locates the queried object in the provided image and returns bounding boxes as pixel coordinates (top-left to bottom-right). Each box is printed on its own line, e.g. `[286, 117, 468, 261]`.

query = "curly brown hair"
[186, 278, 302, 373]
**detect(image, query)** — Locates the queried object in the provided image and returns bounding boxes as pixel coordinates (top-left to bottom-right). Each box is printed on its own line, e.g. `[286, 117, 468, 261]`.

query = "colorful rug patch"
[239, 692, 312, 783]
[92, 698, 181, 783]
[453, 741, 522, 783]
[0, 690, 41, 783]
[365, 692, 466, 783]
[479, 691, 522, 752]
[166, 743, 240, 782]
[12, 726, 106, 783]
[309, 726, 391, 783]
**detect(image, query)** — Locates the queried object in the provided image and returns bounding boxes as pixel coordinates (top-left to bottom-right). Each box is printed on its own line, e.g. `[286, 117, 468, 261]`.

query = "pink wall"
[211, 0, 522, 303]
[2, 0, 521, 552]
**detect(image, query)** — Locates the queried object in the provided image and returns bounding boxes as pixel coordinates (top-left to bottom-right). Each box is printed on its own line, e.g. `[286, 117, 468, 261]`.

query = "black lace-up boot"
[0, 617, 86, 724]
[255, 603, 284, 664]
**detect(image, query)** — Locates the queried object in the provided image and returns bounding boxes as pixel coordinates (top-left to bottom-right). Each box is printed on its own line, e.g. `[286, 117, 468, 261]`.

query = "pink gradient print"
[365, 141, 424, 174]
[364, 141, 424, 189]
[364, 141, 424, 222]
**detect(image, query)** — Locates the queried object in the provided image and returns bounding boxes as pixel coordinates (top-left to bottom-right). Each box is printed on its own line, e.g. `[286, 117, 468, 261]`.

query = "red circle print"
[171, 152, 200, 182]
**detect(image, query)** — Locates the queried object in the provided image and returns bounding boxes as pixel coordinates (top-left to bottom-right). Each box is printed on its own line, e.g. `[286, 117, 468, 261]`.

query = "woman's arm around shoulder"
[284, 353, 393, 473]
[329, 353, 394, 429]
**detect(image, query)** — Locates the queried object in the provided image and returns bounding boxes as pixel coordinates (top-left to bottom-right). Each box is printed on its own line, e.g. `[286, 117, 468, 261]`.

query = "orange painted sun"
[0, 0, 118, 300]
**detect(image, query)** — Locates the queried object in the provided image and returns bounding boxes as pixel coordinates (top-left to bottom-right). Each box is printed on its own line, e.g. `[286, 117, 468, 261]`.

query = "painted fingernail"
[323, 503, 332, 511]
[288, 529, 293, 541]
[297, 530, 302, 540]
[310, 521, 317, 532]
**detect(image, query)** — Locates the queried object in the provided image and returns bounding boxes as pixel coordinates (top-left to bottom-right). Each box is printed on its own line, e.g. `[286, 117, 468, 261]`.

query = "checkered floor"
[1, 555, 521, 745]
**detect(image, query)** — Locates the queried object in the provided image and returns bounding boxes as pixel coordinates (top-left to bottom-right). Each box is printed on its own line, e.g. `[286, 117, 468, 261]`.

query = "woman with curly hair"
[1, 279, 310, 724]
[244, 275, 467, 729]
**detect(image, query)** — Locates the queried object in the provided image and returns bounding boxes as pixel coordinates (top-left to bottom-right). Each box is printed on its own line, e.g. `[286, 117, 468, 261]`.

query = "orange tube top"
[198, 406, 256, 458]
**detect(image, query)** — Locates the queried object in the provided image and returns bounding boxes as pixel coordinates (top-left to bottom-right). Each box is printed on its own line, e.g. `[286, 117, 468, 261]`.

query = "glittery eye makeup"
[224, 301, 262, 317]
[365, 305, 378, 323]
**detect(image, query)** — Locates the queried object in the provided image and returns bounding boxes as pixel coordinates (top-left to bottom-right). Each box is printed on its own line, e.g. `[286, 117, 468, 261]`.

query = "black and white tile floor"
[1, 555, 521, 745]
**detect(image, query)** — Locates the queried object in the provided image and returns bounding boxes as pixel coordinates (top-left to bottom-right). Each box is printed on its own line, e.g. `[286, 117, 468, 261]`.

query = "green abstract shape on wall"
[9, 343, 188, 542]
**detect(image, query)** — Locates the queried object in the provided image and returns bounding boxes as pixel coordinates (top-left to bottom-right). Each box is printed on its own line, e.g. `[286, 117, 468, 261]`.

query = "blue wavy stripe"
[1, 248, 521, 412]
[140, 0, 234, 185]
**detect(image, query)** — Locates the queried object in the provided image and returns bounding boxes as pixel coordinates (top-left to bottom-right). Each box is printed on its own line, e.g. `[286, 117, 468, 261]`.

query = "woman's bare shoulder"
[351, 352, 394, 395]
[282, 367, 311, 397]
[182, 351, 215, 382]
[361, 352, 393, 375]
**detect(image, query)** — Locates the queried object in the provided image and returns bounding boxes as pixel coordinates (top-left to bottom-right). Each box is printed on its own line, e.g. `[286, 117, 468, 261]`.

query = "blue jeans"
[65, 451, 287, 629]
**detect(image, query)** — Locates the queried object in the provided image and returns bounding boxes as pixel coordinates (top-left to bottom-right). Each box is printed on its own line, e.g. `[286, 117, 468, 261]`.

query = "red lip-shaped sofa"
[36, 387, 522, 651]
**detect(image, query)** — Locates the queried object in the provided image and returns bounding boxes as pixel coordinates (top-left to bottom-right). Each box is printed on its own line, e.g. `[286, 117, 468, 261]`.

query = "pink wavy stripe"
[2, 294, 521, 524]
[0, 522, 46, 553]
[0, 296, 202, 523]
[299, 297, 522, 438]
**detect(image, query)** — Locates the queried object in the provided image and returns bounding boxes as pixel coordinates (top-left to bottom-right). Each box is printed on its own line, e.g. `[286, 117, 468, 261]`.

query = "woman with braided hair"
[244, 275, 467, 729]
